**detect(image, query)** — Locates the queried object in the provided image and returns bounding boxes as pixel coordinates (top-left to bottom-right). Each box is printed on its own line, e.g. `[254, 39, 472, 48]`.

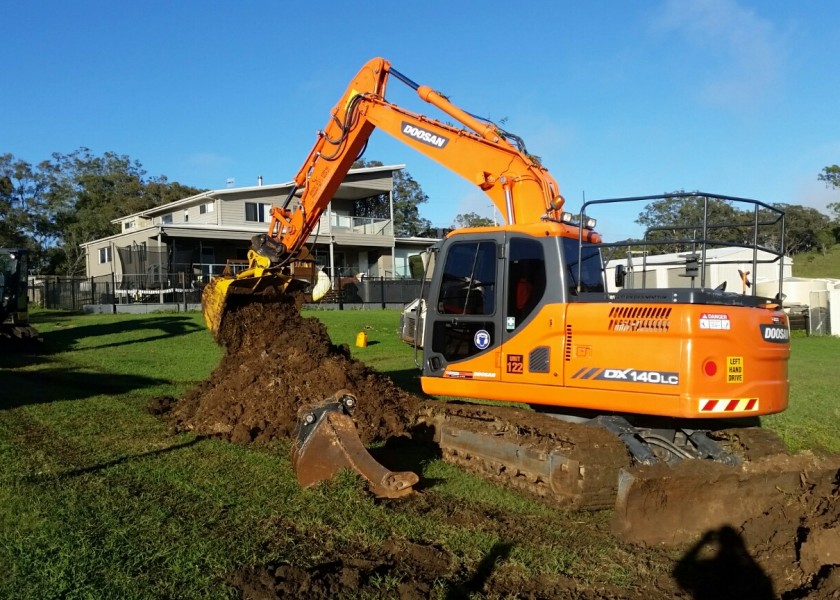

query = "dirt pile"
[665, 459, 840, 599]
[169, 298, 420, 445]
[740, 463, 840, 598]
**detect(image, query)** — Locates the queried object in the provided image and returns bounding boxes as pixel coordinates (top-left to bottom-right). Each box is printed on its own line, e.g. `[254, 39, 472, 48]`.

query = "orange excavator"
[202, 58, 838, 544]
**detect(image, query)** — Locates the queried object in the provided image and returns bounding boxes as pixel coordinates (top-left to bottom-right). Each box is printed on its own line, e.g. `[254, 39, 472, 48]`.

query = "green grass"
[763, 333, 840, 453]
[0, 308, 838, 597]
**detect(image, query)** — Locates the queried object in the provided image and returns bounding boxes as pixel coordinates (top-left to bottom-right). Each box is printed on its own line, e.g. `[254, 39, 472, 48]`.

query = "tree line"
[634, 188, 840, 257]
[3, 147, 838, 277]
[452, 167, 840, 254]
[1, 149, 202, 276]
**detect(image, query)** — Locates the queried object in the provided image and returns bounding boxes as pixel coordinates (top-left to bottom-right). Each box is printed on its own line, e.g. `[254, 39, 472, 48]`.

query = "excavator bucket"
[291, 391, 419, 499]
[201, 271, 309, 341]
[612, 453, 840, 545]
[201, 248, 332, 342]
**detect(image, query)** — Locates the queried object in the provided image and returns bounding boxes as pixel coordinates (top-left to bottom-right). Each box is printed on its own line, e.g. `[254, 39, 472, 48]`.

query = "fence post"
[338, 276, 344, 311]
[111, 272, 117, 314]
[181, 272, 186, 312]
[380, 276, 386, 309]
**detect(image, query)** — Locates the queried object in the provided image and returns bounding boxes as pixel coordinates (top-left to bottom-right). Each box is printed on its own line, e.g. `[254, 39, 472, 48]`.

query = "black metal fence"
[28, 274, 425, 311]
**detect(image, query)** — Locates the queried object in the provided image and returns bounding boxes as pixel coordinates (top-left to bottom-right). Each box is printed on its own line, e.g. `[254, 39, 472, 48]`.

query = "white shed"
[605, 247, 792, 295]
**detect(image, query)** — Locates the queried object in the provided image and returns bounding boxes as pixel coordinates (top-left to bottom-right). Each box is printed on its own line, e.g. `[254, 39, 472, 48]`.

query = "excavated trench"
[160, 299, 840, 599]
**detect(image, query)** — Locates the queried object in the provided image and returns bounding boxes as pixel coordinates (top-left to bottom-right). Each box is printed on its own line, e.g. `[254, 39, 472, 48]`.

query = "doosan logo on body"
[760, 324, 790, 343]
[401, 122, 449, 148]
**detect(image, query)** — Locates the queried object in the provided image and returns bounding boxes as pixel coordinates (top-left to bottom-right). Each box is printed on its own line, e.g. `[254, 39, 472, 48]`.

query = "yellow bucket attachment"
[292, 391, 419, 499]
[201, 270, 308, 341]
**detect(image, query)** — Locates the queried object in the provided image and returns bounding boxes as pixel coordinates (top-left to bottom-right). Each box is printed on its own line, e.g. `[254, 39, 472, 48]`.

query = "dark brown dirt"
[168, 298, 419, 445]
[160, 299, 840, 599]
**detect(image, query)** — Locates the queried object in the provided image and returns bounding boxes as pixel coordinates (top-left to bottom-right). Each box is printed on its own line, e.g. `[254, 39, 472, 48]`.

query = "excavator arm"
[256, 57, 567, 264]
[204, 57, 574, 338]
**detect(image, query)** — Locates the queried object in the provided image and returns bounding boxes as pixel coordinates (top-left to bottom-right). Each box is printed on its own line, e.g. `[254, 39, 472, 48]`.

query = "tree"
[634, 192, 757, 254]
[0, 154, 54, 267]
[351, 159, 432, 236]
[0, 149, 203, 275]
[818, 165, 840, 190]
[33, 148, 205, 275]
[820, 165, 840, 238]
[453, 212, 495, 228]
[635, 191, 835, 257]
[771, 203, 833, 255]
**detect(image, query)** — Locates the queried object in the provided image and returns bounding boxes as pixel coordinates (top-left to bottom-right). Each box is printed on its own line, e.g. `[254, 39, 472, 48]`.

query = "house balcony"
[328, 214, 393, 236]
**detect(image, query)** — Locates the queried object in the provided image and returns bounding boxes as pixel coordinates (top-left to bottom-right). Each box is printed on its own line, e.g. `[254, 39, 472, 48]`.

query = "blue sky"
[3, 0, 839, 241]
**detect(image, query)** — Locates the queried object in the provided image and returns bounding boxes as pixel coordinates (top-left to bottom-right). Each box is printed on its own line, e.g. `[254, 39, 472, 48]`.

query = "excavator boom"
[202, 57, 574, 340]
[261, 57, 570, 262]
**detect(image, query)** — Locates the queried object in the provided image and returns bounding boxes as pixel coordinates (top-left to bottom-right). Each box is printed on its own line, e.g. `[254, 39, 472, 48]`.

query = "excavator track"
[708, 425, 790, 461]
[415, 403, 631, 510]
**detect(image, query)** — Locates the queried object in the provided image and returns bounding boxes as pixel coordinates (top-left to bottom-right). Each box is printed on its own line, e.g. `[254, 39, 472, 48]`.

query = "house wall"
[218, 195, 284, 228]
[90, 167, 407, 280]
[85, 228, 168, 278]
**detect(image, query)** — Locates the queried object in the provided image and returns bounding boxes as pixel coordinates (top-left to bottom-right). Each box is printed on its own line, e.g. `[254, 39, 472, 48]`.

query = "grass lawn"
[0, 308, 837, 598]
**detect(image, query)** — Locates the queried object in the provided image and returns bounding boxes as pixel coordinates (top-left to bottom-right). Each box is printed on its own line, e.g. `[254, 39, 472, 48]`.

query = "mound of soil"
[739, 464, 840, 598]
[168, 298, 420, 445]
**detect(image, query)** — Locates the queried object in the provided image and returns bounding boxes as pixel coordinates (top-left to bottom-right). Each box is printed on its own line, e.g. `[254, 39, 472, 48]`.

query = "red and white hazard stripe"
[698, 398, 759, 413]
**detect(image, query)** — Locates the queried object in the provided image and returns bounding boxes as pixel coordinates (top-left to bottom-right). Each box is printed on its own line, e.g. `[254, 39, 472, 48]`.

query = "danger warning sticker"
[700, 313, 731, 330]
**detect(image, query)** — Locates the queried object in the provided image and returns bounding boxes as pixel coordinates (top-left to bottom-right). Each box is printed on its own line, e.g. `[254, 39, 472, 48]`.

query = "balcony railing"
[329, 214, 393, 236]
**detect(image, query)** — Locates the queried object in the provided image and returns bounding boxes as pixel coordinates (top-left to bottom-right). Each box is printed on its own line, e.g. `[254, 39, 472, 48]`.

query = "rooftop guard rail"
[577, 192, 786, 300]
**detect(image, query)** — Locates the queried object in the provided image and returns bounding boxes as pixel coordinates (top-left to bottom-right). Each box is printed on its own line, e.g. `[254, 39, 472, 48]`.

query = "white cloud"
[652, 0, 786, 109]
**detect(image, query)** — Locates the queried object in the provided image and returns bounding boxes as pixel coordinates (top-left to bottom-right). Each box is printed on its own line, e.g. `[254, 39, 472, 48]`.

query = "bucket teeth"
[291, 391, 419, 499]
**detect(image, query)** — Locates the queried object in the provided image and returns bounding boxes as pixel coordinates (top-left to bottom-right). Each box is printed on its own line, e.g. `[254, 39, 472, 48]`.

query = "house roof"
[111, 164, 406, 223]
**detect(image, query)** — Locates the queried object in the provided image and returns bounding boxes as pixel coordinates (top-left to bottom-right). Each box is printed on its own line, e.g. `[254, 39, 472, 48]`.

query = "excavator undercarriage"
[292, 394, 840, 544]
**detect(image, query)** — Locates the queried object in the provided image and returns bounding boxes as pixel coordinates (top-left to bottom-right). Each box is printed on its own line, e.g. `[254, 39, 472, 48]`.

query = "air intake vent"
[564, 325, 573, 362]
[608, 306, 672, 333]
[529, 346, 550, 373]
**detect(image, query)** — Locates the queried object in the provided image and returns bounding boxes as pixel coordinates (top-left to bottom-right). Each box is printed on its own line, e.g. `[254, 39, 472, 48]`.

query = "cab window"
[507, 238, 546, 327]
[437, 241, 496, 315]
[563, 238, 605, 294]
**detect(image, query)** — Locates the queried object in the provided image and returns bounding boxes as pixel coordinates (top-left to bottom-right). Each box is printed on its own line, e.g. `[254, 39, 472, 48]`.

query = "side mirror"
[615, 264, 626, 288]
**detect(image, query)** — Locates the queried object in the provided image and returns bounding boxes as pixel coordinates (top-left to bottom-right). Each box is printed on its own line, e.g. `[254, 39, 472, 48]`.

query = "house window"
[123, 220, 135, 231]
[245, 202, 259, 222]
[245, 203, 272, 222]
[199, 202, 214, 214]
[98, 247, 112, 264]
[184, 210, 189, 223]
[161, 214, 173, 224]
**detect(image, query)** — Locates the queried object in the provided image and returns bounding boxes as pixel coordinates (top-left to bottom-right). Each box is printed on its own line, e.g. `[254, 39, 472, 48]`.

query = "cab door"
[422, 232, 505, 381]
[498, 235, 562, 385]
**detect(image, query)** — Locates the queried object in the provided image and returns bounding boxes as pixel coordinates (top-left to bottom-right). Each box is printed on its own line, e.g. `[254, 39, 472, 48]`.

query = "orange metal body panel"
[422, 302, 788, 420]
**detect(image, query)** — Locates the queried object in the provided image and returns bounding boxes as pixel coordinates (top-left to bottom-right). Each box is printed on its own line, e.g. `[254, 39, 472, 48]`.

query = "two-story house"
[81, 164, 436, 293]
